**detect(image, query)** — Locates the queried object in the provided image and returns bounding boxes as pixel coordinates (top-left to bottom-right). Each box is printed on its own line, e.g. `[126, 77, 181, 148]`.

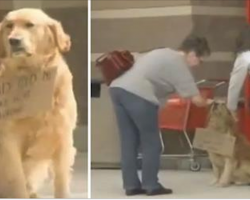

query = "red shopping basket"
[159, 87, 214, 131]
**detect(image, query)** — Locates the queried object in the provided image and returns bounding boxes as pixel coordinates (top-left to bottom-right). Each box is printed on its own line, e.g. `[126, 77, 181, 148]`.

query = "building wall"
[91, 0, 193, 80]
[191, 0, 245, 93]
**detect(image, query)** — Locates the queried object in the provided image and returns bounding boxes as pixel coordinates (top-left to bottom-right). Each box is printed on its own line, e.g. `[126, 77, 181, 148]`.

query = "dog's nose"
[9, 38, 21, 47]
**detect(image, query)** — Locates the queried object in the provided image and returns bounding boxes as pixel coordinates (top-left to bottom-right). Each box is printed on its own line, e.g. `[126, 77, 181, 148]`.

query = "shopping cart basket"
[159, 79, 227, 171]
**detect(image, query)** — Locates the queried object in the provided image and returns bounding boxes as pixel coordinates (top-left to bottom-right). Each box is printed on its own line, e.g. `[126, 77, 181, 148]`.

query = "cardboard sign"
[0, 68, 57, 121]
[193, 128, 236, 157]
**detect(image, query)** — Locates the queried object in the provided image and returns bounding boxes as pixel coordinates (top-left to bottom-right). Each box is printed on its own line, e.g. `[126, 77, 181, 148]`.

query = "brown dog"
[0, 8, 77, 198]
[207, 102, 250, 187]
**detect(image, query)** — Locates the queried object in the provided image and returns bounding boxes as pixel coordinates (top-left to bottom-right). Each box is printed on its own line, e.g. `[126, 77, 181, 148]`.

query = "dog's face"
[208, 102, 235, 133]
[0, 8, 71, 59]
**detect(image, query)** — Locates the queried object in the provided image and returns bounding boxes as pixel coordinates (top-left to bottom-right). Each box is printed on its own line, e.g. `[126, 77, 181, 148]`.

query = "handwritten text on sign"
[193, 128, 236, 157]
[0, 68, 57, 120]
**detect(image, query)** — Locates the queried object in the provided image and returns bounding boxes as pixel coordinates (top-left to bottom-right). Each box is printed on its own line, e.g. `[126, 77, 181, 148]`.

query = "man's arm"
[170, 61, 209, 107]
[227, 58, 249, 111]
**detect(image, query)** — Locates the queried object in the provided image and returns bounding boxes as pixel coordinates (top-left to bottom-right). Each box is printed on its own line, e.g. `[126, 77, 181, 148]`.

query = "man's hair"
[178, 34, 211, 57]
[235, 25, 250, 54]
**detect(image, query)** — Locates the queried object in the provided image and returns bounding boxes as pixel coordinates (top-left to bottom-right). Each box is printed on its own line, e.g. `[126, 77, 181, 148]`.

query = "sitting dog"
[0, 8, 77, 198]
[207, 102, 250, 187]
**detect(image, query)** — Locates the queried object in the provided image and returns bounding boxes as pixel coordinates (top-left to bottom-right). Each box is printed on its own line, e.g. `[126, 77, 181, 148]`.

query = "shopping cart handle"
[197, 79, 229, 83]
[206, 79, 228, 88]
[195, 79, 228, 89]
[206, 78, 229, 82]
[196, 79, 206, 85]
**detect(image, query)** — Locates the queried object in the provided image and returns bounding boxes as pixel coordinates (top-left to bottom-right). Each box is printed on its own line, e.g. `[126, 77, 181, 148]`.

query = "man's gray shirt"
[110, 48, 199, 106]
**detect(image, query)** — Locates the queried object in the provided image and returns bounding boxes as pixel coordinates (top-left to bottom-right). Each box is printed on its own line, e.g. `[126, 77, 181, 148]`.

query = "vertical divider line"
[87, 0, 91, 198]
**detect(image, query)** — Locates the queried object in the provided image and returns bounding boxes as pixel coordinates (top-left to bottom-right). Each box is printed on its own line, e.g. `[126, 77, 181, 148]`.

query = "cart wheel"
[190, 161, 201, 172]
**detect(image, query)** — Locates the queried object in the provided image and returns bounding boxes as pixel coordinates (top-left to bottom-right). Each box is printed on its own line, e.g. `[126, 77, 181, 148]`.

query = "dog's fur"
[0, 9, 77, 198]
[207, 102, 250, 187]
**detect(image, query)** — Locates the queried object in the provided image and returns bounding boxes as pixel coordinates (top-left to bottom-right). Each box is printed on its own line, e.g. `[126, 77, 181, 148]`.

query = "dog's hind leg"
[234, 161, 250, 185]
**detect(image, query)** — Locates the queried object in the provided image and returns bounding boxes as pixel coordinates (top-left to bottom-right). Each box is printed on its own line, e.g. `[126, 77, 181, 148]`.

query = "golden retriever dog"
[207, 102, 250, 187]
[0, 8, 77, 198]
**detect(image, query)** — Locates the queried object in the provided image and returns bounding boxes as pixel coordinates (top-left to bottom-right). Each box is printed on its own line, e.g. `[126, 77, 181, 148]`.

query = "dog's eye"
[6, 23, 13, 29]
[25, 22, 34, 28]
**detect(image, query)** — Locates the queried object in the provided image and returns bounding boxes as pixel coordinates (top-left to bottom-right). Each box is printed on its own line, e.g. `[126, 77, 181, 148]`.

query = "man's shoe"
[125, 188, 146, 196]
[146, 186, 173, 196]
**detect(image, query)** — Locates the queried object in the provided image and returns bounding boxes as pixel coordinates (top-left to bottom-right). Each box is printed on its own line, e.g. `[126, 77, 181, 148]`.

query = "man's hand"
[206, 99, 214, 105]
[191, 95, 210, 107]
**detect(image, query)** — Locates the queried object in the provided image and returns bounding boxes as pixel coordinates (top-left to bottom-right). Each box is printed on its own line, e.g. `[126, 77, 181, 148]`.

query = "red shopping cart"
[238, 74, 250, 141]
[159, 79, 227, 171]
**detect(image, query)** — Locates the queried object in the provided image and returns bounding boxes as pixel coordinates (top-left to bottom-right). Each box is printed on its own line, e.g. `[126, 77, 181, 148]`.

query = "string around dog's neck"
[1, 51, 58, 72]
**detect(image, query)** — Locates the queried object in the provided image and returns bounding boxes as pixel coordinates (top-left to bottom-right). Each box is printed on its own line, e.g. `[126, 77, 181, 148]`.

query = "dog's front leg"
[210, 163, 222, 185]
[217, 158, 235, 187]
[0, 134, 29, 198]
[53, 144, 76, 198]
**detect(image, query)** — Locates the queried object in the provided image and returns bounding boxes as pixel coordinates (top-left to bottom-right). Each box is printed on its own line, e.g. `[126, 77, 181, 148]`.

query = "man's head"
[179, 35, 210, 67]
[235, 25, 250, 54]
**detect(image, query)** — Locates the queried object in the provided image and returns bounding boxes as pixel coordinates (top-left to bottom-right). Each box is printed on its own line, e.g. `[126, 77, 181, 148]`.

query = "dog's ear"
[207, 101, 216, 120]
[0, 23, 6, 58]
[49, 20, 71, 53]
[209, 101, 217, 112]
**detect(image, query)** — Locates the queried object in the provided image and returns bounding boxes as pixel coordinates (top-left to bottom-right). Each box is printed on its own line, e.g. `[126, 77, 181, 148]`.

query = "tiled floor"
[92, 169, 250, 199]
[40, 152, 88, 198]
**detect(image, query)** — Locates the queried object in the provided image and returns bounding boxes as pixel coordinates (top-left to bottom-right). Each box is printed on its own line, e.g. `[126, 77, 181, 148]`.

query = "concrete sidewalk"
[91, 169, 250, 199]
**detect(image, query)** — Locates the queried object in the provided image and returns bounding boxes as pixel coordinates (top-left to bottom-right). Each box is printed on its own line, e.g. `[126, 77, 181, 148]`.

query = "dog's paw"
[217, 180, 231, 187]
[29, 193, 39, 198]
[235, 181, 250, 186]
[209, 178, 219, 186]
